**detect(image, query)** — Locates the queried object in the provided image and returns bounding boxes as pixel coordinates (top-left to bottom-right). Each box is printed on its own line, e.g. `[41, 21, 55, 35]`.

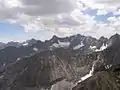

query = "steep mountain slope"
[72, 34, 120, 90]
[0, 34, 120, 90]
[103, 33, 120, 65]
[0, 48, 97, 90]
[0, 40, 48, 66]
[72, 71, 120, 90]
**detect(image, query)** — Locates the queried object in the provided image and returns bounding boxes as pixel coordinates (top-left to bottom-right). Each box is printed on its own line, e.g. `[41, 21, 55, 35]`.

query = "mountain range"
[0, 34, 108, 66]
[0, 33, 119, 90]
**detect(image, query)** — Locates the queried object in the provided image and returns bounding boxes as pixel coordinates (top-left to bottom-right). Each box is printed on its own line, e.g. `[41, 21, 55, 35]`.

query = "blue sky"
[82, 8, 117, 23]
[0, 22, 24, 35]
[0, 0, 120, 42]
[0, 22, 55, 42]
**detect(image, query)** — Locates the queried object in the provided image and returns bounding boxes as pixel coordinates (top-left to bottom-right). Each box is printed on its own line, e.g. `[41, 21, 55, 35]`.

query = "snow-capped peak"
[33, 47, 38, 52]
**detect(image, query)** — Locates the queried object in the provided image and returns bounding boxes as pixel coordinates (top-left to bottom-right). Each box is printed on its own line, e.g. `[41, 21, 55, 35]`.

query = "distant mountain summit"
[22, 38, 37, 46]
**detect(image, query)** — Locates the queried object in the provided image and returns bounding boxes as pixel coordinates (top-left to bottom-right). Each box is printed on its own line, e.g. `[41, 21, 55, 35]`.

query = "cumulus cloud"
[19, 0, 77, 15]
[0, 0, 120, 39]
[107, 16, 120, 32]
[79, 0, 120, 9]
[0, 0, 84, 33]
[96, 9, 108, 15]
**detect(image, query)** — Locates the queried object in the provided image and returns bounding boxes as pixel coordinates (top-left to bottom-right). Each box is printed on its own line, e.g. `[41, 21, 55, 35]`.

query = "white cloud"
[96, 9, 108, 15]
[79, 0, 120, 12]
[107, 17, 117, 22]
[4, 0, 22, 8]
[114, 9, 120, 15]
[107, 16, 120, 33]
[0, 0, 120, 40]
[0, 0, 78, 27]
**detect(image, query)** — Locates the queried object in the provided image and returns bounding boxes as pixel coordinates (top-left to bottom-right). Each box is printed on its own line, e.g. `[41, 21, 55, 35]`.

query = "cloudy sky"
[0, 0, 120, 42]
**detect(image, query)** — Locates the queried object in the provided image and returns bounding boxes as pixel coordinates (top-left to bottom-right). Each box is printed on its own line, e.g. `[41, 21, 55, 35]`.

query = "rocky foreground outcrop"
[72, 71, 120, 90]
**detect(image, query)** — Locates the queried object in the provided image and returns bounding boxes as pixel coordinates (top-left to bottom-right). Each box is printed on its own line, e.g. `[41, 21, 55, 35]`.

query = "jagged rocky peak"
[102, 33, 120, 65]
[109, 33, 120, 42]
[107, 33, 120, 47]
[27, 38, 37, 43]
[7, 41, 20, 46]
[95, 36, 108, 49]
[75, 34, 83, 38]
[50, 35, 59, 43]
[110, 33, 120, 39]
[52, 35, 59, 40]
[22, 38, 38, 46]
[99, 36, 108, 42]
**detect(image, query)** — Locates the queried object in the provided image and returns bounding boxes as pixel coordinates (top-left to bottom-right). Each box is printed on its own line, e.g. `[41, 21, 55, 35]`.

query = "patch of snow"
[90, 46, 96, 49]
[52, 40, 70, 48]
[51, 85, 54, 90]
[105, 64, 112, 69]
[22, 43, 28, 46]
[52, 43, 60, 48]
[110, 64, 112, 68]
[73, 42, 84, 50]
[58, 40, 70, 48]
[33, 47, 38, 52]
[16, 58, 20, 61]
[95, 43, 108, 52]
[75, 63, 95, 85]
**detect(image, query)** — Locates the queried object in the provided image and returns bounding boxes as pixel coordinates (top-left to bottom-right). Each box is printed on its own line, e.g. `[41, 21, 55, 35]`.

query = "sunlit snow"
[16, 58, 20, 61]
[52, 40, 70, 48]
[90, 46, 96, 49]
[22, 43, 28, 46]
[75, 63, 95, 86]
[95, 43, 108, 52]
[33, 47, 38, 52]
[73, 42, 84, 50]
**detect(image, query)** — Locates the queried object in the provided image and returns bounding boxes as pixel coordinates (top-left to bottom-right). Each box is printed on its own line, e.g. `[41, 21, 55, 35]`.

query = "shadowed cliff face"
[0, 48, 99, 90]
